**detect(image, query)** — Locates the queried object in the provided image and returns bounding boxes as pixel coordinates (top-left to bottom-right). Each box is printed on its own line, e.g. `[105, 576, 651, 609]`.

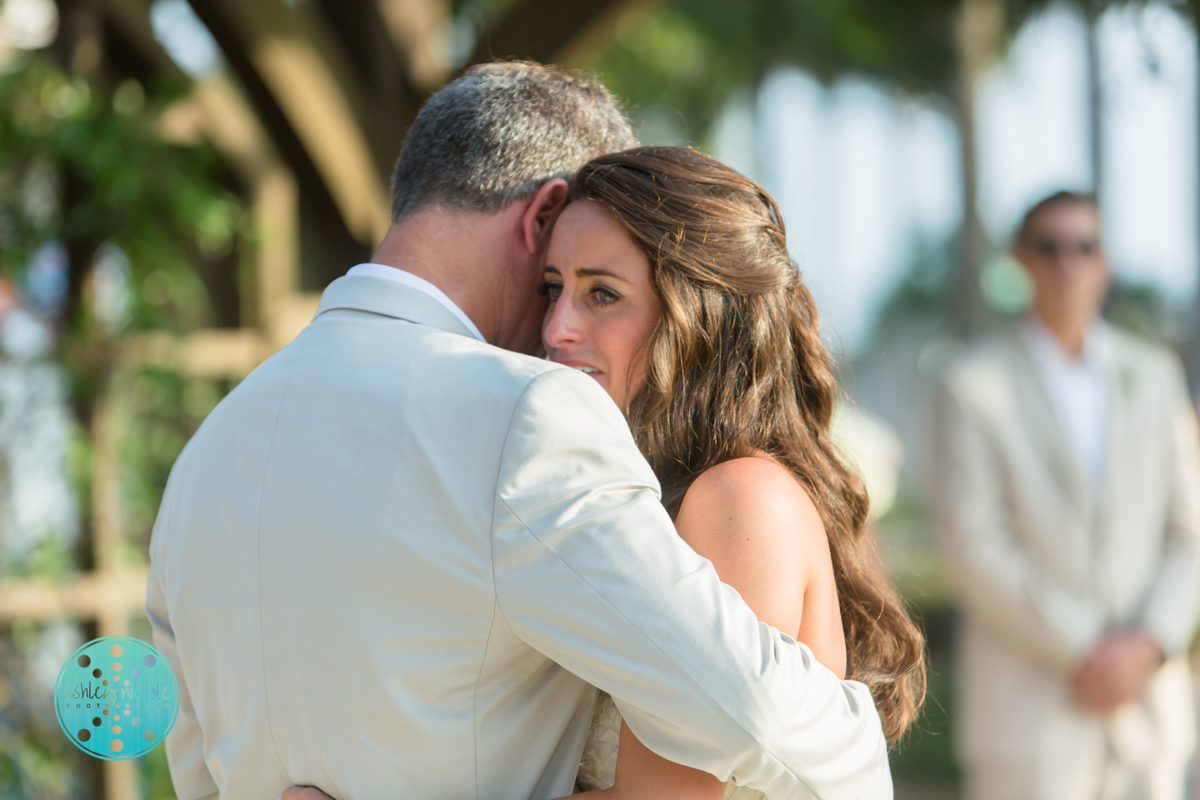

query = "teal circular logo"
[54, 636, 178, 760]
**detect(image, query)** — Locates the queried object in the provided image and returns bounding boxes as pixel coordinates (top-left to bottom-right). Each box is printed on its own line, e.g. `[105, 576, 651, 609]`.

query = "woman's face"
[542, 201, 662, 410]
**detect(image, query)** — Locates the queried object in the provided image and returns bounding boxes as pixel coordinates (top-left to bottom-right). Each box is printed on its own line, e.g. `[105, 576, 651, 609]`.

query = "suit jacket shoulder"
[1103, 323, 1184, 388]
[936, 328, 1025, 417]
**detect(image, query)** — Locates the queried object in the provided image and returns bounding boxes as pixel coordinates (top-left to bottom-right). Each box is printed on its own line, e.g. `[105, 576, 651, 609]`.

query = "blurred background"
[0, 0, 1196, 796]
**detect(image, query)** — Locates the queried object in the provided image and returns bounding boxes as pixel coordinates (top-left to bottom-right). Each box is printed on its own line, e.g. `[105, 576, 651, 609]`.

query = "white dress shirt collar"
[1019, 315, 1110, 489]
[345, 263, 486, 343]
[1020, 314, 1108, 374]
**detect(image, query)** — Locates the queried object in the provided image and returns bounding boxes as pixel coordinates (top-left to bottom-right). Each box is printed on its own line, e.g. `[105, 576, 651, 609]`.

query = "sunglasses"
[1031, 237, 1100, 259]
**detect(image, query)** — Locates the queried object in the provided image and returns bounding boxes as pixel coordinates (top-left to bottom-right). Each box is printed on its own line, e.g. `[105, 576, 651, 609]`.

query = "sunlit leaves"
[586, 0, 961, 146]
[0, 56, 245, 334]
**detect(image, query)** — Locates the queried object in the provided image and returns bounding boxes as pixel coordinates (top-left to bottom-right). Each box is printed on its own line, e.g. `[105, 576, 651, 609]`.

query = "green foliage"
[582, 0, 1182, 148]
[586, 0, 961, 144]
[0, 53, 247, 538]
[0, 57, 243, 335]
[1005, 0, 1158, 32]
[139, 745, 177, 800]
[870, 238, 959, 340]
[0, 626, 96, 799]
[0, 56, 244, 798]
[1104, 278, 1183, 345]
[888, 602, 959, 781]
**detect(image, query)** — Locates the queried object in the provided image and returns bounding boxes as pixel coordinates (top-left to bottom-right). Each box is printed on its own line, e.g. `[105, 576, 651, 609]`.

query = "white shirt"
[1019, 315, 1110, 489]
[346, 263, 486, 343]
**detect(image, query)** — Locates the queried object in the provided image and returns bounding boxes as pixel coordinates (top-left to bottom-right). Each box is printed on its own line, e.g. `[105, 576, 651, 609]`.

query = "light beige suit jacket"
[146, 275, 890, 800]
[932, 323, 1200, 796]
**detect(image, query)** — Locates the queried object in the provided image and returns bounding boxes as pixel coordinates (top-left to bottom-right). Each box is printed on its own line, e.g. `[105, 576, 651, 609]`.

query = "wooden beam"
[157, 75, 306, 332]
[254, 35, 391, 242]
[376, 0, 451, 92]
[0, 571, 148, 622]
[253, 166, 301, 340]
[94, 0, 181, 79]
[552, 0, 662, 69]
[121, 299, 322, 379]
[124, 329, 268, 378]
[186, 0, 391, 246]
[310, 0, 423, 170]
[163, 75, 276, 184]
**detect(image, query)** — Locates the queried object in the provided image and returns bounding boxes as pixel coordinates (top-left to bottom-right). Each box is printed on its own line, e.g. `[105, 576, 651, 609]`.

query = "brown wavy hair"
[570, 146, 925, 742]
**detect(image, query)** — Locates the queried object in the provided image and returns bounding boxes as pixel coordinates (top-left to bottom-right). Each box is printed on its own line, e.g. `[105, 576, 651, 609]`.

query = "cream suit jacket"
[146, 275, 891, 800]
[932, 324, 1200, 790]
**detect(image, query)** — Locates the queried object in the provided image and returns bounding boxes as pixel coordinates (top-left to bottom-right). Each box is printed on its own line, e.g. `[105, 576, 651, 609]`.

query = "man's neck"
[1031, 308, 1092, 360]
[370, 209, 511, 343]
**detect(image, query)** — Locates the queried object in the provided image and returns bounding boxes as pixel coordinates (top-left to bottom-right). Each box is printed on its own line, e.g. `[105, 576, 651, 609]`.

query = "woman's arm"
[569, 716, 731, 800]
[581, 456, 845, 800]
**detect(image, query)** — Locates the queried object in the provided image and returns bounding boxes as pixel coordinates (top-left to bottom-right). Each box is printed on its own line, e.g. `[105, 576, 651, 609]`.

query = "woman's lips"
[553, 359, 602, 376]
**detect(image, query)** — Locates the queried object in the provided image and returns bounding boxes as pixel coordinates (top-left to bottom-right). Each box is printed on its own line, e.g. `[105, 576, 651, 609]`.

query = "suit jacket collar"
[314, 274, 479, 340]
[1006, 319, 1134, 524]
[1006, 324, 1097, 519]
[1101, 331, 1138, 525]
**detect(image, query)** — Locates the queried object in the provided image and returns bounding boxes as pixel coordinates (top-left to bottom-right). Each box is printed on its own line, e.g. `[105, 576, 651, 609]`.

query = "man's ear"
[520, 178, 570, 255]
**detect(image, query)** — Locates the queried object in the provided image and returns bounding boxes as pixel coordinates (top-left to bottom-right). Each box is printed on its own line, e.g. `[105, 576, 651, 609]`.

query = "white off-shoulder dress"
[576, 692, 768, 800]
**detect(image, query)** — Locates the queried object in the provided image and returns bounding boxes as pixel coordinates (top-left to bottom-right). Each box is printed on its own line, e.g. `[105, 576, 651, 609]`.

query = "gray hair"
[390, 61, 637, 221]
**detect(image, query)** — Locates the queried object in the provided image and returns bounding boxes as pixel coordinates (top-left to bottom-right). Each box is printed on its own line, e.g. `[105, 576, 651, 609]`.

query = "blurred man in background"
[932, 191, 1200, 800]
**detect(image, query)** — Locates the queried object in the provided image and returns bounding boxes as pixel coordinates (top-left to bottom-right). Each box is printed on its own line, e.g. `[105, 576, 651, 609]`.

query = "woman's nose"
[542, 299, 583, 349]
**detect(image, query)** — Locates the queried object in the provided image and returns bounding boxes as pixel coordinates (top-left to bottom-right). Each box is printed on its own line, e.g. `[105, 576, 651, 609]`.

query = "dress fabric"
[577, 692, 768, 800]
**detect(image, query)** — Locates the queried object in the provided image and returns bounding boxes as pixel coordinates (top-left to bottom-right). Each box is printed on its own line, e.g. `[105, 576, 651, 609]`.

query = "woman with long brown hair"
[542, 146, 925, 800]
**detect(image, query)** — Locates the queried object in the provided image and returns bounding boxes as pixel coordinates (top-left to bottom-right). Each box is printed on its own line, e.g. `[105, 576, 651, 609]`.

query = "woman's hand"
[281, 787, 337, 800]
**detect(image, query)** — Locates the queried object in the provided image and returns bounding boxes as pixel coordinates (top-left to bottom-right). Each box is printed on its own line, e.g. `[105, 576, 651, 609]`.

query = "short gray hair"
[390, 61, 637, 221]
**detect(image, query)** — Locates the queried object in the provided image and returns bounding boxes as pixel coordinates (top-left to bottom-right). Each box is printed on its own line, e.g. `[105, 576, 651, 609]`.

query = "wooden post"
[90, 385, 139, 798]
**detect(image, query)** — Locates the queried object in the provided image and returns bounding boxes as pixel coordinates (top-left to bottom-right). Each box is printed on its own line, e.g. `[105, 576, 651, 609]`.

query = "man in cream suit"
[145, 62, 890, 800]
[933, 191, 1200, 800]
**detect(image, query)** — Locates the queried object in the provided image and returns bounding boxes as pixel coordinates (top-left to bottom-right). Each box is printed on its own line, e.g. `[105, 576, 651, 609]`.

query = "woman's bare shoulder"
[677, 457, 825, 551]
[674, 457, 829, 634]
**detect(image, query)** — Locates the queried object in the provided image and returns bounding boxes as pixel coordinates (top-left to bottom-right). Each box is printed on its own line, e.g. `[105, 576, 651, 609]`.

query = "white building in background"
[976, 3, 1093, 239]
[715, 1, 1199, 356]
[1098, 3, 1198, 295]
[714, 69, 961, 355]
[980, 1, 1198, 297]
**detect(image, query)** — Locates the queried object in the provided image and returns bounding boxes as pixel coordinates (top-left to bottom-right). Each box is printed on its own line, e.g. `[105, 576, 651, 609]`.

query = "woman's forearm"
[554, 790, 624, 800]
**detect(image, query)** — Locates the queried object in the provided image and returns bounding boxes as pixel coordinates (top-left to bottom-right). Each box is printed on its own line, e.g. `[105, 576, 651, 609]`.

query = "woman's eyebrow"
[543, 265, 627, 280]
[576, 267, 624, 279]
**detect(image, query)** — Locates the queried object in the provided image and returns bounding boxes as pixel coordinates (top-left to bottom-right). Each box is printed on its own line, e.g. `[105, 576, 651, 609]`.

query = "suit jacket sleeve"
[491, 367, 891, 800]
[931, 372, 1104, 675]
[1136, 356, 1200, 657]
[145, 495, 220, 800]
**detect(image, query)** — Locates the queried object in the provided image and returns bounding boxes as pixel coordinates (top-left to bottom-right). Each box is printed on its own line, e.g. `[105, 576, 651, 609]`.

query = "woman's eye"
[592, 287, 620, 305]
[538, 281, 562, 300]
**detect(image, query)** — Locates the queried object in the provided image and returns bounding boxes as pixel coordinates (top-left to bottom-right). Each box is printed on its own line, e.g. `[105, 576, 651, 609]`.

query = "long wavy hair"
[570, 146, 925, 742]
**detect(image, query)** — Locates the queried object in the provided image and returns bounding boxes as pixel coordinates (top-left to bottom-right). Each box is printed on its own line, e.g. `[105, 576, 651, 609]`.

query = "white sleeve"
[491, 367, 891, 800]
